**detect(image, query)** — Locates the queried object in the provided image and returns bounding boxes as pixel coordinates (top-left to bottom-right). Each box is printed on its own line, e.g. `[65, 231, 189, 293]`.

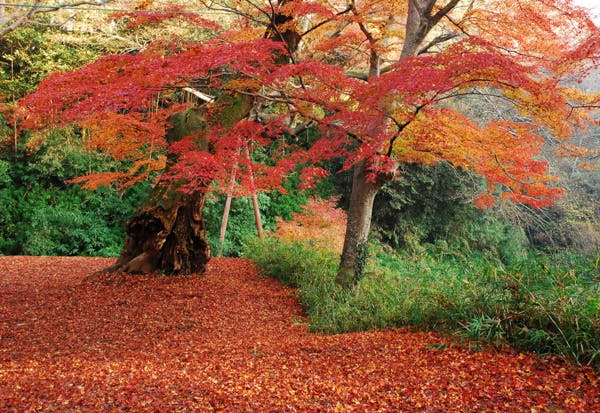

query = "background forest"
[0, 1, 599, 368]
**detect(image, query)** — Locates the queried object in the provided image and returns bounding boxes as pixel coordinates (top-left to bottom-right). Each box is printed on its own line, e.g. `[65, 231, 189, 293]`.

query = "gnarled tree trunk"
[102, 108, 214, 275]
[101, 1, 302, 276]
[102, 93, 254, 275]
[105, 188, 210, 275]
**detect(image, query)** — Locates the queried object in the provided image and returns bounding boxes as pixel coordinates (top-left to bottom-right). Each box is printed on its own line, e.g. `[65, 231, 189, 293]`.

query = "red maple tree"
[12, 0, 600, 282]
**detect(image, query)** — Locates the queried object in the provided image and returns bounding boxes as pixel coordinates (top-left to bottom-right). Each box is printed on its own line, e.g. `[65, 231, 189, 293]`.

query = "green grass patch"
[245, 238, 600, 369]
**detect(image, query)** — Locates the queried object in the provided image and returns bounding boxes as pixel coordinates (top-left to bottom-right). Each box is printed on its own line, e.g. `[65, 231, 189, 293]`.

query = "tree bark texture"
[336, 161, 385, 286]
[102, 109, 214, 275]
[106, 188, 210, 275]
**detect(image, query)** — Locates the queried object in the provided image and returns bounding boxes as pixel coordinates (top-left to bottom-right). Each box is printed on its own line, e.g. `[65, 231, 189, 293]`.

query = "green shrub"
[244, 237, 345, 328]
[204, 176, 308, 257]
[0, 130, 148, 257]
[248, 237, 600, 369]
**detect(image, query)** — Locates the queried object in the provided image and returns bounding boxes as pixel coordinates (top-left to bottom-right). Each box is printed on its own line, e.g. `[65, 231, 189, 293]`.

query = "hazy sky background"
[572, 0, 600, 23]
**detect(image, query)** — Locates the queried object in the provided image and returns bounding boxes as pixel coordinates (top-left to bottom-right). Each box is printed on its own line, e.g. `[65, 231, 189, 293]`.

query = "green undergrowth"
[246, 237, 600, 369]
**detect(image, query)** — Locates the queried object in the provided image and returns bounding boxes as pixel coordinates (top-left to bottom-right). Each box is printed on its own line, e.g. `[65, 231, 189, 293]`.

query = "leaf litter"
[0, 256, 598, 412]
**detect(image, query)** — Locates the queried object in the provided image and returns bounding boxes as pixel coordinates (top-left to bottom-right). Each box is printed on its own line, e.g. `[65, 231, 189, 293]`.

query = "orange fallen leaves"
[1, 256, 598, 412]
[270, 197, 347, 254]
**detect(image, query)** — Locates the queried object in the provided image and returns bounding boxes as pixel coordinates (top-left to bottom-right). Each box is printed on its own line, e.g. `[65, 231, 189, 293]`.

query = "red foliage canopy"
[13, 0, 600, 206]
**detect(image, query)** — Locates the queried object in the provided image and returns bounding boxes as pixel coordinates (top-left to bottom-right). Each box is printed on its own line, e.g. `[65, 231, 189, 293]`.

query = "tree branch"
[300, 5, 352, 37]
[350, 0, 380, 78]
[417, 32, 460, 55]
[401, 0, 461, 58]
[183, 87, 215, 103]
[1, 0, 112, 38]
[430, 0, 461, 27]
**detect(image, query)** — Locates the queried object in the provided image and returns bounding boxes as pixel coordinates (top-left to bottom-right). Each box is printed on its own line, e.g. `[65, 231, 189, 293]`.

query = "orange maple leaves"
[10, 0, 600, 208]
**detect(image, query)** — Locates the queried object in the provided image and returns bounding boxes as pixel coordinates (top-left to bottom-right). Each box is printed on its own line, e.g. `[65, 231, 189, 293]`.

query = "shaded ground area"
[0, 256, 598, 412]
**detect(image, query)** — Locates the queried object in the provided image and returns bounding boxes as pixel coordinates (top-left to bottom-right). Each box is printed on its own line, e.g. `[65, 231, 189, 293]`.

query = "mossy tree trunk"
[104, 1, 299, 275]
[105, 97, 253, 275]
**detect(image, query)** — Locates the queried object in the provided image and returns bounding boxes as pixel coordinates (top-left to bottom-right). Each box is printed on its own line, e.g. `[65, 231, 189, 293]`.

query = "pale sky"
[572, 0, 600, 23]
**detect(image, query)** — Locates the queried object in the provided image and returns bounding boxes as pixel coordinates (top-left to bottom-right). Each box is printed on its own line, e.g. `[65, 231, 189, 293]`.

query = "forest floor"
[1, 256, 598, 412]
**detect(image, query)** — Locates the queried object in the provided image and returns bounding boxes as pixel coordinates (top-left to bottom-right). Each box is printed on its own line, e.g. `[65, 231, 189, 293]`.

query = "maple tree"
[11, 0, 600, 281]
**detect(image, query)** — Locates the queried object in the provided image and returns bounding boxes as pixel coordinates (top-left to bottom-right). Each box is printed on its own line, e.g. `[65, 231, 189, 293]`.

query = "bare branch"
[300, 5, 352, 37]
[349, 0, 380, 78]
[430, 0, 461, 27]
[183, 87, 215, 103]
[1, 0, 113, 38]
[345, 64, 395, 81]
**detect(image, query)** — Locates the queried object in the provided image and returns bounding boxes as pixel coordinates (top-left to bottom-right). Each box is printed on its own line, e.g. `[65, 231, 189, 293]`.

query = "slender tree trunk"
[251, 192, 264, 239]
[218, 165, 238, 257]
[336, 161, 386, 286]
[335, 0, 459, 286]
[336, 2, 389, 287]
[218, 193, 234, 257]
[244, 144, 264, 239]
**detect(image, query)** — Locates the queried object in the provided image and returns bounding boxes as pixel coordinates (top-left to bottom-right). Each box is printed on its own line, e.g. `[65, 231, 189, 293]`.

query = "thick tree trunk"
[102, 92, 254, 275]
[101, 108, 214, 275]
[106, 188, 210, 275]
[336, 161, 385, 287]
[97, 2, 300, 275]
[101, 123, 219, 274]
